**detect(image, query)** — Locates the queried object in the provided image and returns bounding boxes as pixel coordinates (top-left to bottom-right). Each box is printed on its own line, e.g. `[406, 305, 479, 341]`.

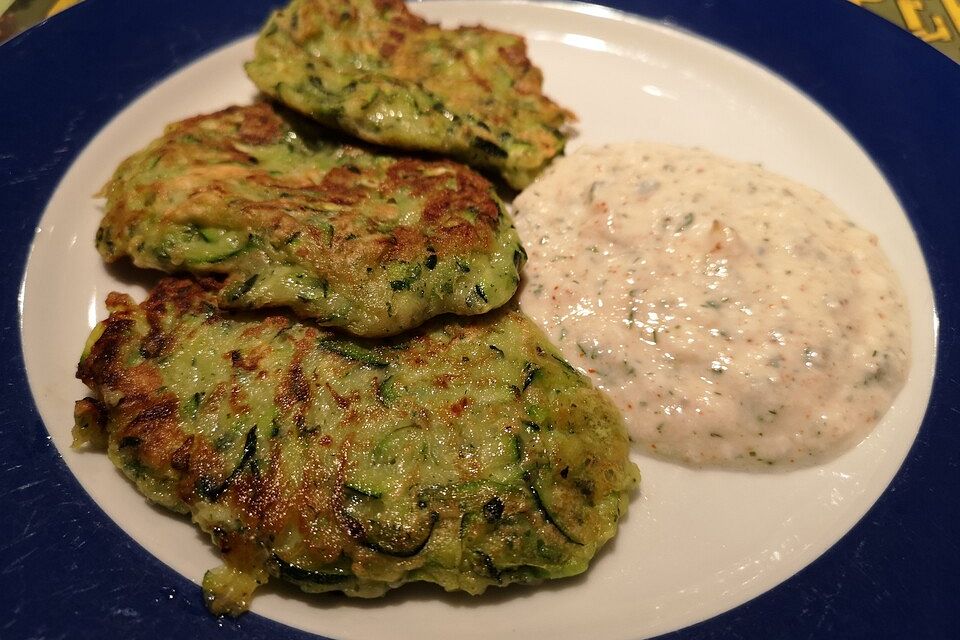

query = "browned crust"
[74, 279, 378, 555]
[102, 103, 505, 267]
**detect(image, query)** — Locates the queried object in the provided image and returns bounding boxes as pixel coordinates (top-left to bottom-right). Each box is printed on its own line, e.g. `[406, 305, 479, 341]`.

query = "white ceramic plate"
[18, 2, 936, 639]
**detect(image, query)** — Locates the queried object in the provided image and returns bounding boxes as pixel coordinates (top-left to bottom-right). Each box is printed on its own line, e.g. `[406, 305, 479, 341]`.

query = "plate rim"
[1, 1, 958, 638]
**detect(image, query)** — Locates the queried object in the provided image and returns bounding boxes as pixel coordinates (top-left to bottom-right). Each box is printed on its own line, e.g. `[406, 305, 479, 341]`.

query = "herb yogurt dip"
[514, 143, 910, 468]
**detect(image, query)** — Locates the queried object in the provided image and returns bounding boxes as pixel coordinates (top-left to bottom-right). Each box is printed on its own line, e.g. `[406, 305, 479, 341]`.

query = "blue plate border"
[1, 1, 958, 638]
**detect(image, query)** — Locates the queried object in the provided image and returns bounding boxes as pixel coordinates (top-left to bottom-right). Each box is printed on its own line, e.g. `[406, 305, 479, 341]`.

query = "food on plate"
[244, 0, 574, 189]
[515, 143, 910, 468]
[73, 278, 639, 615]
[95, 103, 526, 337]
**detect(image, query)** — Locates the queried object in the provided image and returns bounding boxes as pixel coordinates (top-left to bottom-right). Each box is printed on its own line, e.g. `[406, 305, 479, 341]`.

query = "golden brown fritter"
[74, 278, 639, 615]
[96, 103, 526, 337]
[245, 0, 575, 189]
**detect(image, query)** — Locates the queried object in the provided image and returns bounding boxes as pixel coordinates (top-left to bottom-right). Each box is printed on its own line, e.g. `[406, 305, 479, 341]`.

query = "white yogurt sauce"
[515, 143, 910, 468]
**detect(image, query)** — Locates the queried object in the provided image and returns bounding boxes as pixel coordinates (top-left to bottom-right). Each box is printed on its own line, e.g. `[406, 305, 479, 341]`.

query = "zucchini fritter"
[96, 103, 526, 337]
[245, 0, 574, 189]
[74, 278, 639, 615]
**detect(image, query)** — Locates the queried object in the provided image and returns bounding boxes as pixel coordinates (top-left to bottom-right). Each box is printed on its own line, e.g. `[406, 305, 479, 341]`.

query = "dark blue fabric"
[1, 1, 957, 638]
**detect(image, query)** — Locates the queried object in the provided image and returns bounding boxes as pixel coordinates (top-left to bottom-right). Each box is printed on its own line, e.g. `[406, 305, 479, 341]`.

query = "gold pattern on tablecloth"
[851, 0, 960, 59]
